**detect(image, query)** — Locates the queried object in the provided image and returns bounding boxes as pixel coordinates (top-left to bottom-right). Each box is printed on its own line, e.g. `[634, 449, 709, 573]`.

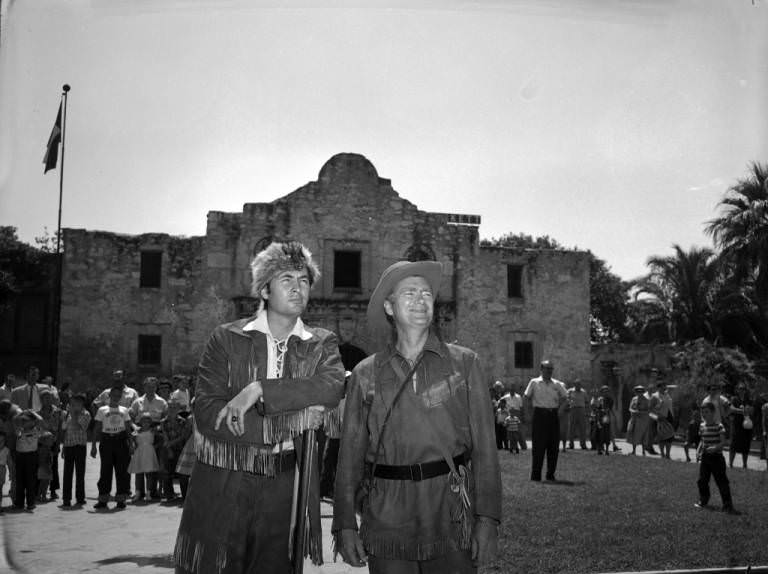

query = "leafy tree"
[632, 245, 720, 343]
[670, 338, 756, 396]
[480, 232, 564, 250]
[589, 254, 630, 343]
[706, 162, 768, 326]
[34, 227, 62, 254]
[0, 226, 47, 312]
[482, 232, 631, 343]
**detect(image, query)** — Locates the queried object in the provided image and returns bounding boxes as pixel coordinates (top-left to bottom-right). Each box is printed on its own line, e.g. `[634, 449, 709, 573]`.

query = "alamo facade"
[59, 153, 590, 390]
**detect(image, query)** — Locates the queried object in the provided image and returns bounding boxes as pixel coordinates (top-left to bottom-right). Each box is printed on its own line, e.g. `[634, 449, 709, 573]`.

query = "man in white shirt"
[506, 385, 527, 451]
[170, 375, 191, 410]
[92, 370, 139, 410]
[525, 360, 568, 481]
[129, 376, 168, 423]
[129, 376, 167, 500]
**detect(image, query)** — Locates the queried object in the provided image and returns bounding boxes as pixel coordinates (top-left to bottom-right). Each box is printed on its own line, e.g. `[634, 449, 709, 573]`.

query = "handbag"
[742, 415, 753, 430]
[354, 354, 424, 514]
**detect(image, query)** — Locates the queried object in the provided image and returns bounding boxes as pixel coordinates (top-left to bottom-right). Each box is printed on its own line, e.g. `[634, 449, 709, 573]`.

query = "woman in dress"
[628, 385, 650, 455]
[128, 414, 160, 501]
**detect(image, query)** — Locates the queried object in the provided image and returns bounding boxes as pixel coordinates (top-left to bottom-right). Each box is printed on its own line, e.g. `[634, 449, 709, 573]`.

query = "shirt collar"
[383, 330, 448, 362]
[242, 310, 312, 341]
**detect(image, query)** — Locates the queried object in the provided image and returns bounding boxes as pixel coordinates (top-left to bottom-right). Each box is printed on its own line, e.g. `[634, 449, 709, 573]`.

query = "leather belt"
[372, 453, 468, 482]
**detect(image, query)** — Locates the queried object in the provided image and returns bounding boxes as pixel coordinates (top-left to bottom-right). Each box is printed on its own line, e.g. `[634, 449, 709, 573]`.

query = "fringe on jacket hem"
[194, 429, 279, 476]
[262, 408, 316, 444]
[322, 405, 343, 439]
[174, 532, 228, 574]
[360, 524, 466, 561]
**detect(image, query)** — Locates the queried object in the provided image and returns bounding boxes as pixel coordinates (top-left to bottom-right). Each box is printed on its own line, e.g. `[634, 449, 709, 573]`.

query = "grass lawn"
[482, 449, 768, 574]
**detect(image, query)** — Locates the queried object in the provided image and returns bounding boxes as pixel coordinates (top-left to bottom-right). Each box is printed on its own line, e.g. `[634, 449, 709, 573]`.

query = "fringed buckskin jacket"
[174, 316, 345, 573]
[332, 334, 501, 561]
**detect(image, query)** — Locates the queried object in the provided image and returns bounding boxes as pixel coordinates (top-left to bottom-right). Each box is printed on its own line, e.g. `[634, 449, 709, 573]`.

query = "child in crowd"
[160, 400, 192, 501]
[13, 409, 43, 510]
[684, 404, 702, 463]
[495, 399, 509, 451]
[594, 397, 612, 455]
[175, 412, 196, 499]
[92, 386, 133, 510]
[0, 432, 9, 511]
[61, 393, 92, 507]
[695, 402, 736, 514]
[504, 411, 522, 454]
[37, 431, 55, 501]
[129, 413, 160, 502]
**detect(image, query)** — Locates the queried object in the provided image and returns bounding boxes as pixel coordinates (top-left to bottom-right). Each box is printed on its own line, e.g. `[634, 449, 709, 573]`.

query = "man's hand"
[470, 517, 498, 565]
[338, 528, 367, 567]
[215, 381, 264, 436]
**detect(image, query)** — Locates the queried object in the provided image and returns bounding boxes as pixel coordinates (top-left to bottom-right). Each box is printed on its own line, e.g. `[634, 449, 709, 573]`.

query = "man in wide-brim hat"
[333, 260, 501, 573]
[173, 240, 345, 574]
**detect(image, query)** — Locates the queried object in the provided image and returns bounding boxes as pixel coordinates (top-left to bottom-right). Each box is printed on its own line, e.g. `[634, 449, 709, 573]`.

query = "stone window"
[334, 250, 362, 290]
[140, 251, 162, 288]
[514, 341, 534, 369]
[138, 334, 162, 366]
[507, 265, 523, 298]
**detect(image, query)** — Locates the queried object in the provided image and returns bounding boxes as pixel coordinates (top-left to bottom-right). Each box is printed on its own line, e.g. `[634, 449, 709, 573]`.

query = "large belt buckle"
[409, 463, 423, 481]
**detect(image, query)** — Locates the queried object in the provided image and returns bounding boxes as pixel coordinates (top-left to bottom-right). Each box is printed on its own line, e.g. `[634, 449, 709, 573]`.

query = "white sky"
[1, 0, 766, 280]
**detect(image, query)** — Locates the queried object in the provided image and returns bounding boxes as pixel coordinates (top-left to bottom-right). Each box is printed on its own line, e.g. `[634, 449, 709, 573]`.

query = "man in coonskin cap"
[173, 241, 345, 574]
[333, 260, 501, 573]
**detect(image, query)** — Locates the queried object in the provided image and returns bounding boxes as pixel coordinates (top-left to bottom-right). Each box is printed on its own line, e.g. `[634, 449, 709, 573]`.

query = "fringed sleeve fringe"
[323, 402, 344, 439]
[262, 407, 317, 444]
[194, 428, 279, 476]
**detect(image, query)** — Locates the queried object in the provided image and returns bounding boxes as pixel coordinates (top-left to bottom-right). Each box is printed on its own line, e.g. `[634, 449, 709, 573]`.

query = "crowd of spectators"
[0, 366, 196, 512]
[490, 372, 768, 471]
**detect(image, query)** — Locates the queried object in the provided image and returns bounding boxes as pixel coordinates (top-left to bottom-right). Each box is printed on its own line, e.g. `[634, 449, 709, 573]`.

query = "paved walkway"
[0, 440, 764, 573]
[0, 453, 365, 574]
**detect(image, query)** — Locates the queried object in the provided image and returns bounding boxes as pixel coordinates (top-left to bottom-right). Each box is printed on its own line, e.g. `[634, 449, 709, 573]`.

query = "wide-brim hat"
[367, 261, 442, 332]
[633, 385, 646, 392]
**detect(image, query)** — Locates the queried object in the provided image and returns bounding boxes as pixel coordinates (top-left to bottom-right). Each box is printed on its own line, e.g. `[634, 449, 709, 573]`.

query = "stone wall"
[460, 245, 591, 388]
[59, 230, 224, 390]
[59, 153, 591, 391]
[590, 342, 675, 432]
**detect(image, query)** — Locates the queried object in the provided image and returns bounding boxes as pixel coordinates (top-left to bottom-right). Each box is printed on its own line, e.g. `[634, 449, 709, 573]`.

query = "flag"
[43, 102, 62, 173]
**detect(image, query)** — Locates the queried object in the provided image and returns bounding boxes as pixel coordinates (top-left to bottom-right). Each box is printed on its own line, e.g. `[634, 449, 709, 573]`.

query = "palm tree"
[706, 162, 768, 323]
[632, 245, 719, 343]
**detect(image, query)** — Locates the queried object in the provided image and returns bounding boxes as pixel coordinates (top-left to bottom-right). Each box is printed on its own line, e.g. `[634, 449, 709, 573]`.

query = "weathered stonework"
[60, 153, 590, 390]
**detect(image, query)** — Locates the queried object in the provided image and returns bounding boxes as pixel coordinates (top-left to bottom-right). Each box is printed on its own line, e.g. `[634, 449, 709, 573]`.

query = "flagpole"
[52, 83, 70, 380]
[56, 84, 70, 254]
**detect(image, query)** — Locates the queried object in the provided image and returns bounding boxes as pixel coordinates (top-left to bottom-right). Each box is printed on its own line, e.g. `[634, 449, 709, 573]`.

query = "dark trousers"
[62, 445, 87, 503]
[495, 422, 508, 450]
[319, 437, 340, 499]
[13, 450, 38, 508]
[531, 407, 560, 480]
[507, 430, 523, 452]
[698, 452, 732, 507]
[136, 472, 159, 496]
[50, 444, 60, 493]
[174, 462, 295, 574]
[368, 549, 476, 574]
[97, 433, 131, 502]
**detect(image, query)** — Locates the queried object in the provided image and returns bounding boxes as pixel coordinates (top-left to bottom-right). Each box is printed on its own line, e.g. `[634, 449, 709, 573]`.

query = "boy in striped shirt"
[695, 402, 736, 514]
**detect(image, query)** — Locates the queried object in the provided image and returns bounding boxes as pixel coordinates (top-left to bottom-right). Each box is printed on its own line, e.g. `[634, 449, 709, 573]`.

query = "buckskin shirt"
[333, 333, 501, 560]
[173, 315, 344, 574]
